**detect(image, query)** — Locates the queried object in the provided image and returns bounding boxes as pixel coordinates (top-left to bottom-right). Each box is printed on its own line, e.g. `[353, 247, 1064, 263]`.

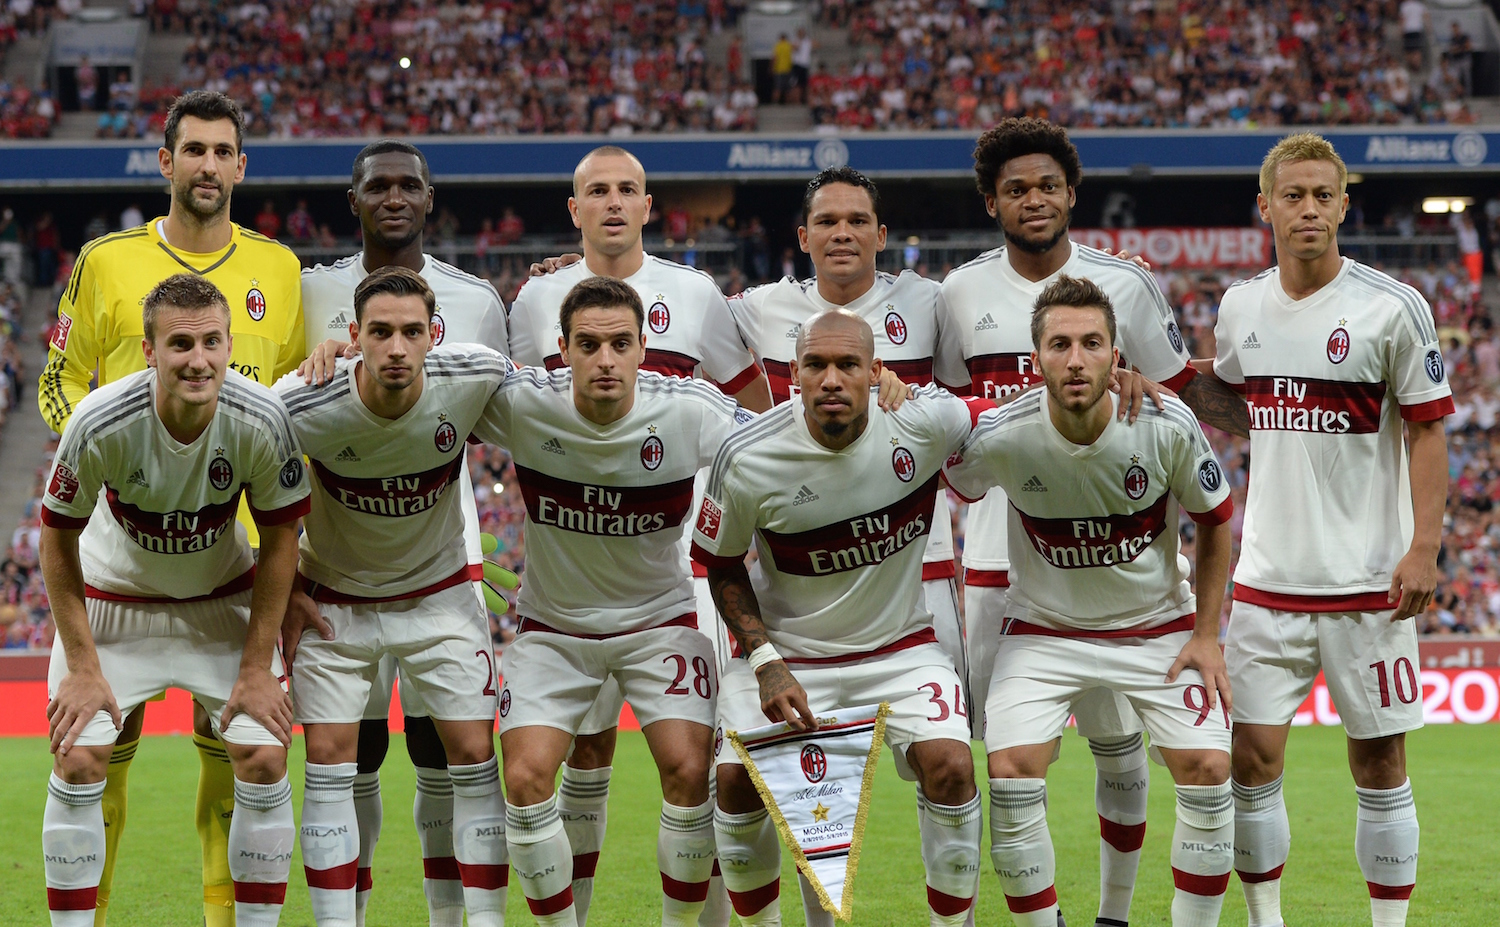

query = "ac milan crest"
[714, 725, 724, 758]
[892, 446, 916, 482]
[800, 743, 827, 783]
[499, 688, 511, 717]
[1326, 327, 1350, 364]
[208, 456, 234, 491]
[641, 435, 664, 470]
[1124, 464, 1149, 501]
[434, 422, 458, 452]
[884, 310, 907, 345]
[648, 301, 671, 334]
[431, 312, 446, 345]
[246, 287, 267, 322]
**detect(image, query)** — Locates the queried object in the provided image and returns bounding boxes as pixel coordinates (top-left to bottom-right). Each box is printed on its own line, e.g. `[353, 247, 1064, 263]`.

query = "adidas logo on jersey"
[785, 324, 801, 339]
[335, 446, 360, 462]
[542, 437, 566, 455]
[793, 485, 819, 505]
[975, 313, 998, 331]
[1021, 475, 1047, 492]
[327, 312, 349, 330]
[126, 468, 149, 487]
[1242, 331, 1260, 349]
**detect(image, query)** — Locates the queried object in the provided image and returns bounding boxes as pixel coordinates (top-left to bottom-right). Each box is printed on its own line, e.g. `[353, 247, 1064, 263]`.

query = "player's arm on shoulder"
[40, 523, 122, 754]
[1176, 369, 1250, 438]
[941, 407, 1000, 504]
[528, 252, 582, 276]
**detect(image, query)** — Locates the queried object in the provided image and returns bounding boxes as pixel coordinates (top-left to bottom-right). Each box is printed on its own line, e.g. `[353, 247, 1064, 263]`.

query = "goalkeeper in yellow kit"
[37, 90, 304, 927]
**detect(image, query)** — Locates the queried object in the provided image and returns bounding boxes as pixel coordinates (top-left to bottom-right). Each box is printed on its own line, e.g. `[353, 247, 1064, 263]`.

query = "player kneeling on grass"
[693, 309, 989, 927]
[40, 274, 309, 927]
[473, 276, 750, 927]
[275, 266, 514, 927]
[942, 276, 1237, 927]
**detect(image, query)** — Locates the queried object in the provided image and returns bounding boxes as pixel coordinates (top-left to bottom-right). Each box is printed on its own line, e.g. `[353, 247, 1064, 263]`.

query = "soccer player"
[275, 267, 512, 927]
[935, 117, 1248, 927]
[39, 275, 308, 927]
[36, 90, 305, 927]
[694, 309, 987, 927]
[509, 144, 770, 925]
[475, 276, 749, 927]
[296, 138, 510, 927]
[944, 276, 1236, 927]
[1205, 134, 1450, 927]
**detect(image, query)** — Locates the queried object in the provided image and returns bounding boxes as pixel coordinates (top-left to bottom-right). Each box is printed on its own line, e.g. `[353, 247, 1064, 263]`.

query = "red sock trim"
[1173, 868, 1231, 896]
[727, 880, 781, 916]
[1236, 864, 1285, 884]
[458, 862, 510, 890]
[356, 867, 372, 892]
[305, 860, 359, 890]
[233, 881, 288, 905]
[1099, 816, 1147, 853]
[423, 856, 461, 880]
[573, 850, 601, 879]
[662, 872, 711, 903]
[47, 887, 98, 911]
[526, 885, 575, 916]
[927, 886, 975, 916]
[1005, 885, 1057, 913]
[711, 859, 722, 877]
[1368, 881, 1415, 901]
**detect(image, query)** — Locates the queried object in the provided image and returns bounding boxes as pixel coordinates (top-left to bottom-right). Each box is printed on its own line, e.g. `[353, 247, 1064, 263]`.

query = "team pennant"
[729, 702, 890, 922]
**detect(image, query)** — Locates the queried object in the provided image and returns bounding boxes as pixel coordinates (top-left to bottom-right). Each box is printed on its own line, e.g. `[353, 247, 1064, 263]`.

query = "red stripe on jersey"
[1099, 817, 1147, 852]
[783, 628, 937, 665]
[423, 856, 461, 880]
[1232, 584, 1394, 613]
[966, 352, 1042, 402]
[526, 886, 576, 916]
[251, 495, 310, 526]
[312, 456, 464, 518]
[1223, 377, 1247, 395]
[1243, 376, 1385, 434]
[662, 873, 711, 903]
[301, 563, 481, 604]
[458, 862, 509, 890]
[963, 568, 1010, 587]
[960, 396, 996, 426]
[47, 886, 98, 911]
[1004, 885, 1057, 913]
[760, 473, 938, 577]
[86, 566, 256, 603]
[572, 852, 600, 878]
[544, 355, 566, 371]
[1161, 364, 1198, 394]
[356, 867, 372, 892]
[1367, 881, 1415, 901]
[1400, 395, 1455, 421]
[727, 880, 781, 916]
[692, 541, 743, 570]
[40, 507, 91, 529]
[305, 860, 359, 890]
[1003, 613, 1194, 640]
[1014, 492, 1170, 571]
[1172, 868, 1230, 896]
[922, 560, 956, 581]
[646, 348, 699, 379]
[235, 880, 288, 905]
[1236, 864, 1284, 883]
[717, 361, 762, 395]
[927, 886, 974, 916]
[517, 611, 697, 640]
[515, 465, 695, 538]
[1188, 496, 1234, 525]
[937, 377, 973, 396]
[104, 485, 241, 555]
[691, 561, 708, 577]
[764, 359, 795, 404]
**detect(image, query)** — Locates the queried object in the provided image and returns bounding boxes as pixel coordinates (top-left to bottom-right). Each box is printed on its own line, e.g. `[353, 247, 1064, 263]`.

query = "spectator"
[81, 210, 108, 244]
[284, 199, 314, 242]
[75, 56, 97, 111]
[119, 202, 143, 230]
[772, 33, 794, 103]
[792, 27, 814, 102]
[30, 211, 56, 291]
[0, 208, 21, 284]
[254, 199, 281, 239]
[497, 206, 525, 246]
[1455, 211, 1483, 285]
[474, 217, 499, 275]
[1401, 0, 1429, 54]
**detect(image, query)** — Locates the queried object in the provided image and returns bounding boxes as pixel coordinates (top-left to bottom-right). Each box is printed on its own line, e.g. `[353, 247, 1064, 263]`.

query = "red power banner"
[1071, 227, 1273, 268]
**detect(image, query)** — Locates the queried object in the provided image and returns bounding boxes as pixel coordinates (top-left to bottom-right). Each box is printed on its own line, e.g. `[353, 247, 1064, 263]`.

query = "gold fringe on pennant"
[728, 702, 892, 924]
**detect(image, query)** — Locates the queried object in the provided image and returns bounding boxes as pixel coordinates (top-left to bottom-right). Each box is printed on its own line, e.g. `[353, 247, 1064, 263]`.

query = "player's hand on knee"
[297, 338, 358, 386]
[1388, 549, 1440, 621]
[1167, 632, 1232, 713]
[223, 670, 294, 747]
[47, 668, 121, 756]
[528, 253, 582, 276]
[876, 367, 916, 412]
[757, 662, 816, 731]
[1108, 368, 1165, 423]
[281, 586, 332, 671]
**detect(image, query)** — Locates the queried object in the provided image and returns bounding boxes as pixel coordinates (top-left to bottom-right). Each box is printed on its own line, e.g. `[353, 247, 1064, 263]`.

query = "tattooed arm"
[1178, 367, 1251, 438]
[707, 561, 816, 731]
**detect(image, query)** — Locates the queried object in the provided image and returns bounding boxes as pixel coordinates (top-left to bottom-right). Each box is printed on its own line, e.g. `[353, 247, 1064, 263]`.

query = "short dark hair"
[1031, 275, 1116, 349]
[352, 139, 431, 188]
[142, 273, 230, 341]
[559, 276, 644, 343]
[354, 265, 436, 323]
[973, 118, 1083, 197]
[802, 166, 881, 224]
[164, 90, 245, 154]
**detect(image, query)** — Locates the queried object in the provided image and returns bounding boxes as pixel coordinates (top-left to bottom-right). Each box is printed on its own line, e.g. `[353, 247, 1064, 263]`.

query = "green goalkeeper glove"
[479, 532, 520, 613]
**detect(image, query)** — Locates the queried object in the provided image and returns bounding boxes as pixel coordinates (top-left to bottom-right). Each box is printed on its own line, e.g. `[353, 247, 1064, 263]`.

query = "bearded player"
[945, 276, 1237, 927]
[39, 275, 308, 927]
[295, 138, 510, 927]
[1203, 134, 1449, 927]
[37, 90, 304, 927]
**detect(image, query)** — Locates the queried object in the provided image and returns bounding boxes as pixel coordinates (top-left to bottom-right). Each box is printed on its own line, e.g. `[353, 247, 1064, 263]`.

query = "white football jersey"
[945, 391, 1232, 633]
[1213, 258, 1453, 609]
[41, 369, 310, 599]
[728, 271, 956, 577]
[473, 369, 748, 635]
[692, 387, 980, 660]
[275, 345, 512, 598]
[935, 240, 1195, 576]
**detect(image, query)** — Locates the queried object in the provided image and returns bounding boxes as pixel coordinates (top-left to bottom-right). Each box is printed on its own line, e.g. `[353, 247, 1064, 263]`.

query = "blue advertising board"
[0, 127, 1494, 188]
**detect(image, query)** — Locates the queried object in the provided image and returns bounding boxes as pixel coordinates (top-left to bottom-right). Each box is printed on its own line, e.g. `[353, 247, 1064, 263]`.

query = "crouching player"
[943, 276, 1237, 927]
[275, 266, 512, 927]
[693, 309, 987, 927]
[40, 275, 308, 926]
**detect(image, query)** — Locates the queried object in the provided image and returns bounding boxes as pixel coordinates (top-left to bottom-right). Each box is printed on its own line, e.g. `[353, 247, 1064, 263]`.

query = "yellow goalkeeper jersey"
[38, 219, 305, 545]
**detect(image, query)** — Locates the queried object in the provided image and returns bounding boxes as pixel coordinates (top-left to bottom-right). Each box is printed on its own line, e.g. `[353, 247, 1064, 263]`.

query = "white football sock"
[557, 763, 610, 926]
[450, 758, 508, 927]
[699, 778, 731, 927]
[414, 766, 465, 925]
[989, 778, 1057, 927]
[43, 774, 106, 927]
[1170, 782, 1233, 927]
[230, 776, 295, 927]
[713, 806, 782, 926]
[507, 795, 577, 926]
[1356, 779, 1418, 927]
[1090, 734, 1149, 926]
[302, 763, 360, 927]
[797, 869, 835, 926]
[659, 799, 716, 926]
[921, 792, 982, 926]
[1233, 776, 1290, 927]
[351, 771, 381, 927]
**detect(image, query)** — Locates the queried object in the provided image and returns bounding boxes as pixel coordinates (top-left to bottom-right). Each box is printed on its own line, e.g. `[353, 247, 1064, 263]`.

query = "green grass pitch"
[1, 724, 1495, 925]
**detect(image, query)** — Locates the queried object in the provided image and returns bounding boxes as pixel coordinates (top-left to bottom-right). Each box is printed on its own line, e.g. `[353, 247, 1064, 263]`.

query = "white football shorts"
[362, 580, 490, 721]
